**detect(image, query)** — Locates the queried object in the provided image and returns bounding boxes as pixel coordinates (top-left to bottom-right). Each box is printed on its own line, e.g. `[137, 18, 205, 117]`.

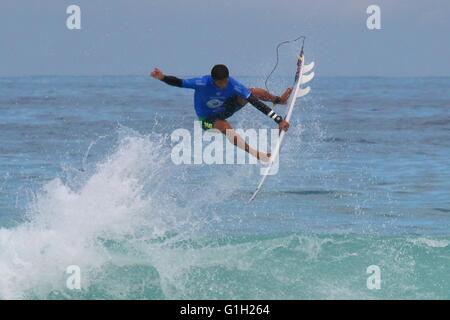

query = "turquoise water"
[0, 76, 449, 299]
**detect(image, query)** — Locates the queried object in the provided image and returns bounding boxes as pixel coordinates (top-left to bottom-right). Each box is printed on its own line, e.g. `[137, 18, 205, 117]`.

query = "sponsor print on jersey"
[206, 98, 224, 109]
[195, 79, 206, 86]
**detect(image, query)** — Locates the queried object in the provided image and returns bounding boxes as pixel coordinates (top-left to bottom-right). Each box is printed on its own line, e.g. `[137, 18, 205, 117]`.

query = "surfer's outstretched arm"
[247, 95, 290, 132]
[151, 68, 184, 87]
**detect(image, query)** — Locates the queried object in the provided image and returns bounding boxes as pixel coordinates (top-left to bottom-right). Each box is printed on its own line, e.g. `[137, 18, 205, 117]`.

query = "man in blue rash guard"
[150, 64, 291, 162]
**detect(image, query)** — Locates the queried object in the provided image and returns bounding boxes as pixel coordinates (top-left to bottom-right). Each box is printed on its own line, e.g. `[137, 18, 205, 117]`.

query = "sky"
[1, 0, 449, 77]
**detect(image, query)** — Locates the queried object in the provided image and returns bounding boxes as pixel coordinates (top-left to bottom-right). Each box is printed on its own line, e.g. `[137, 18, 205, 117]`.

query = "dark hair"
[211, 64, 229, 81]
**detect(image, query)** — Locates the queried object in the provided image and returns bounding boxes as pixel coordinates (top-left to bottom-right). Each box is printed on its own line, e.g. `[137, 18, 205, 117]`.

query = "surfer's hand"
[279, 120, 290, 132]
[151, 68, 164, 80]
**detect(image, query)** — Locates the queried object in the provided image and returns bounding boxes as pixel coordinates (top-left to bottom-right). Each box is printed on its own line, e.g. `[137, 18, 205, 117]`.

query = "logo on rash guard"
[206, 99, 224, 109]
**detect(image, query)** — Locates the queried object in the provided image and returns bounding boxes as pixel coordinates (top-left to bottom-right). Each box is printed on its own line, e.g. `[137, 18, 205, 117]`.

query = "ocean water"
[0, 75, 449, 299]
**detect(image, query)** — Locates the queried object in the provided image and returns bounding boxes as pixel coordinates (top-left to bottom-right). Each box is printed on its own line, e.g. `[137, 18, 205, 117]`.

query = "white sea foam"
[0, 130, 192, 299]
[410, 237, 450, 248]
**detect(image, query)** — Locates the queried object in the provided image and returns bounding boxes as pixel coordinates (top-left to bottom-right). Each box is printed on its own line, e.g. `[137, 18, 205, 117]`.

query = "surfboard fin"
[303, 61, 315, 73]
[301, 71, 315, 85]
[297, 86, 311, 98]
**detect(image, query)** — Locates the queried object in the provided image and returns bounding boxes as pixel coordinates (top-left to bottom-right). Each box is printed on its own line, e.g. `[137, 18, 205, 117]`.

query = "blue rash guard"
[159, 73, 283, 126]
[181, 75, 251, 119]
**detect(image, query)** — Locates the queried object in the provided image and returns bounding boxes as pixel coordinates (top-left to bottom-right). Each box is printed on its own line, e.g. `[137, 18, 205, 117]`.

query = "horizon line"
[1, 74, 450, 79]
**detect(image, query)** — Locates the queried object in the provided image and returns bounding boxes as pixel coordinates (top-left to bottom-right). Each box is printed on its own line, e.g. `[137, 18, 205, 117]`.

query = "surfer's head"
[211, 64, 229, 89]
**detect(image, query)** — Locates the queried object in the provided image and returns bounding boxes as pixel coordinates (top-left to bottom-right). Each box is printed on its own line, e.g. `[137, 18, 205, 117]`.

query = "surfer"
[150, 65, 290, 162]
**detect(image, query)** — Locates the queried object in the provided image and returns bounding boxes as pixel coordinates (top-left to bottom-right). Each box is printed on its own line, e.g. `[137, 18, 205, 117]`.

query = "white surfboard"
[248, 50, 315, 202]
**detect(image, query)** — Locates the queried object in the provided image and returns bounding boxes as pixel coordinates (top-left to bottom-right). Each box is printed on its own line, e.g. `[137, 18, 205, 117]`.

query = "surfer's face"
[213, 78, 228, 89]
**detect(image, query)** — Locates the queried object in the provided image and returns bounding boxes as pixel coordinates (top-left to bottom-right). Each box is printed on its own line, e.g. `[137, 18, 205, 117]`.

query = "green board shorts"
[198, 95, 248, 131]
[199, 117, 215, 130]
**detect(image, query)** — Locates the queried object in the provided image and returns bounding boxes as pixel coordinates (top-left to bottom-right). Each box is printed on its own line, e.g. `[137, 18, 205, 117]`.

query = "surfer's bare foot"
[257, 151, 271, 163]
[279, 87, 293, 104]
